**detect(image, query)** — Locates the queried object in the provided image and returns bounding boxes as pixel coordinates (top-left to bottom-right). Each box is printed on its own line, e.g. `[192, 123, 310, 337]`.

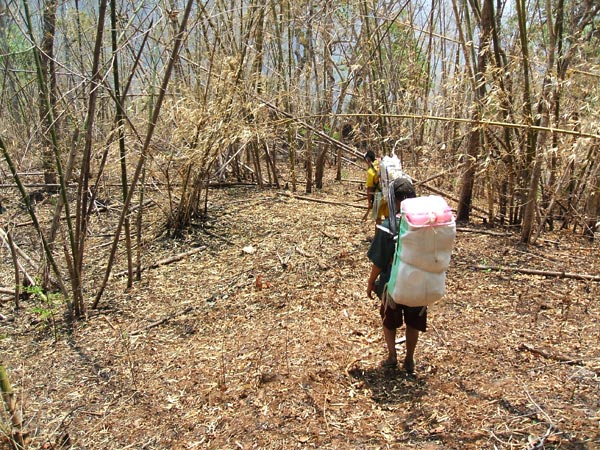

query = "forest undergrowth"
[1, 167, 599, 449]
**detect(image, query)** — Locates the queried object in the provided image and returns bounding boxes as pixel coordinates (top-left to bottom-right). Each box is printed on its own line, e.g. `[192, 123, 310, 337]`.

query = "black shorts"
[379, 298, 427, 332]
[375, 276, 427, 332]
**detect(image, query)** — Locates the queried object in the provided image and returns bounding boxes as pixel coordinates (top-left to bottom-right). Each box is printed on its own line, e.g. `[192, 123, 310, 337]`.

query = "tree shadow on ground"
[347, 364, 427, 405]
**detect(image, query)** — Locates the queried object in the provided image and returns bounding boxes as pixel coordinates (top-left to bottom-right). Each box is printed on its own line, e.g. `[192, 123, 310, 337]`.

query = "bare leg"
[404, 325, 419, 372]
[382, 325, 397, 365]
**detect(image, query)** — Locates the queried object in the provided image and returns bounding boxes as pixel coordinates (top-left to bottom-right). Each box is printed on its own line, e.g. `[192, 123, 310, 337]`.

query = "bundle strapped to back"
[378, 154, 405, 234]
[387, 195, 456, 307]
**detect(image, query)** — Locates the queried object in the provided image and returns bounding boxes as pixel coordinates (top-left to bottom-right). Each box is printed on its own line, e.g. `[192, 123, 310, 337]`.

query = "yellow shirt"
[365, 160, 379, 189]
[365, 160, 388, 220]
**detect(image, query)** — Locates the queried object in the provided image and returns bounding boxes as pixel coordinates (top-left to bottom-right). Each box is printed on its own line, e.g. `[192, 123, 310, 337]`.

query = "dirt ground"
[1, 169, 599, 449]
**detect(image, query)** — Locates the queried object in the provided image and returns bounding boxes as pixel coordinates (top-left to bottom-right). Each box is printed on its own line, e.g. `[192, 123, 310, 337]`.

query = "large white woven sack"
[387, 195, 456, 307]
[398, 225, 455, 273]
[390, 261, 446, 307]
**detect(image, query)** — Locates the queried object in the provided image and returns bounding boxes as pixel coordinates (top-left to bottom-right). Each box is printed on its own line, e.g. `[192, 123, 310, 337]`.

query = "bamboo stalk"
[18, 0, 74, 297]
[323, 112, 600, 140]
[0, 136, 67, 298]
[110, 0, 133, 288]
[4, 228, 21, 309]
[0, 364, 25, 447]
[92, 0, 196, 309]
[71, 0, 109, 317]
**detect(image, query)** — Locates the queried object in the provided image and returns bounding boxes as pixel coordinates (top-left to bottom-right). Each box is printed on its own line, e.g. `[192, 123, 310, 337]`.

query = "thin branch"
[112, 245, 206, 278]
[473, 264, 600, 281]
[277, 191, 366, 209]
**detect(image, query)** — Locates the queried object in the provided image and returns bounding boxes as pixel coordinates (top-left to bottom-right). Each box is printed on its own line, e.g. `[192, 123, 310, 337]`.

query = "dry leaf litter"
[0, 169, 599, 449]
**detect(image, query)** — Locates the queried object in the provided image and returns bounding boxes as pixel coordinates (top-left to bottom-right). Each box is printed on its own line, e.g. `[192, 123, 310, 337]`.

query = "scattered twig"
[130, 305, 195, 336]
[295, 246, 314, 258]
[202, 228, 235, 245]
[522, 384, 557, 450]
[277, 249, 293, 269]
[278, 192, 366, 209]
[113, 246, 206, 278]
[321, 230, 339, 240]
[456, 227, 511, 236]
[518, 343, 584, 366]
[473, 264, 600, 282]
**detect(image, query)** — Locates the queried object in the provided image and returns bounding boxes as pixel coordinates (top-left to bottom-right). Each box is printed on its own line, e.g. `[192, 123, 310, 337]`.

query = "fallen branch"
[13, 200, 156, 229]
[201, 228, 235, 245]
[207, 181, 259, 189]
[278, 192, 366, 209]
[456, 227, 511, 236]
[472, 264, 600, 282]
[113, 246, 206, 278]
[340, 178, 364, 184]
[16, 213, 77, 228]
[130, 305, 195, 335]
[523, 384, 558, 450]
[518, 343, 583, 366]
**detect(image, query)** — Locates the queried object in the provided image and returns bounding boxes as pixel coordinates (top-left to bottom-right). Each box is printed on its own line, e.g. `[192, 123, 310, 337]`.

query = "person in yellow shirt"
[364, 151, 388, 228]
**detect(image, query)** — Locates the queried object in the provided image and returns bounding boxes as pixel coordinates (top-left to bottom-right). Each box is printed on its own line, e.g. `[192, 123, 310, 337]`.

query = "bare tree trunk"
[263, 142, 280, 188]
[0, 365, 24, 448]
[0, 0, 23, 122]
[110, 0, 133, 287]
[514, 0, 537, 239]
[305, 131, 313, 194]
[252, 142, 264, 188]
[40, 0, 58, 189]
[288, 127, 297, 192]
[315, 0, 334, 189]
[456, 0, 494, 223]
[73, 0, 109, 317]
[4, 227, 21, 309]
[520, 0, 600, 242]
[584, 161, 600, 239]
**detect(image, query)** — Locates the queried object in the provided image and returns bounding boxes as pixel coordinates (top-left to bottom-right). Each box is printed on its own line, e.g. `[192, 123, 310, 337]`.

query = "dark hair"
[392, 177, 416, 202]
[363, 150, 376, 162]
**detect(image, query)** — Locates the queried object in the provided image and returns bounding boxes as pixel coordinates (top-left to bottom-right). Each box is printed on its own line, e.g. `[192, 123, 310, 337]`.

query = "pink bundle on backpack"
[402, 196, 454, 227]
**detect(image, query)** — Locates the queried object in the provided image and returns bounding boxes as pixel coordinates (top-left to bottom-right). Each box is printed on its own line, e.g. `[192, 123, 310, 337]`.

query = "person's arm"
[365, 166, 375, 209]
[367, 264, 382, 298]
[366, 186, 374, 209]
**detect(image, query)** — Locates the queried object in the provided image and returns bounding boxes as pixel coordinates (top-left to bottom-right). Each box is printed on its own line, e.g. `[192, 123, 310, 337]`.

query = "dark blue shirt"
[367, 217, 399, 271]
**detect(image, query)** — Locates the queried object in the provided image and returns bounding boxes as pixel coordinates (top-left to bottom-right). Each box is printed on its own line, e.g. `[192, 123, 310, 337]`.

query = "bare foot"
[381, 357, 398, 368]
[403, 358, 415, 374]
